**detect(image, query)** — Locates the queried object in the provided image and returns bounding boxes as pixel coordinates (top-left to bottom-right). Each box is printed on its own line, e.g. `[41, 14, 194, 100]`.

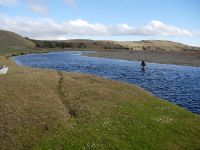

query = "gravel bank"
[85, 50, 200, 67]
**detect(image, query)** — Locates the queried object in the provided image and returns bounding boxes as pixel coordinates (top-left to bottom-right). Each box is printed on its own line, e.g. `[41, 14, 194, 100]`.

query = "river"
[12, 51, 200, 114]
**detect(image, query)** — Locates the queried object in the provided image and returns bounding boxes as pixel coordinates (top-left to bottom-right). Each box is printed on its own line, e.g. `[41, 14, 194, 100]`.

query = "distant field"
[117, 40, 200, 51]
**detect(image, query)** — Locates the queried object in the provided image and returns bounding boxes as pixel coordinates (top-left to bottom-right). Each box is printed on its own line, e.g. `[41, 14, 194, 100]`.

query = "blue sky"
[0, 0, 199, 46]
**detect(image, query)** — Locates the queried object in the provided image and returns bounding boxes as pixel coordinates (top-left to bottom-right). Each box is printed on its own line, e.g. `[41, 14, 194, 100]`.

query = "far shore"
[4, 48, 200, 67]
[84, 50, 200, 67]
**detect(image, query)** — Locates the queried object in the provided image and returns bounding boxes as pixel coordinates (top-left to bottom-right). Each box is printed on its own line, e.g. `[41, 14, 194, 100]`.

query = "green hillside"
[0, 30, 35, 52]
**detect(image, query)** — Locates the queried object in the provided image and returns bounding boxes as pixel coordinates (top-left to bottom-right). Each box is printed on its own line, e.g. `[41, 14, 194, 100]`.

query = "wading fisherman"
[141, 60, 146, 70]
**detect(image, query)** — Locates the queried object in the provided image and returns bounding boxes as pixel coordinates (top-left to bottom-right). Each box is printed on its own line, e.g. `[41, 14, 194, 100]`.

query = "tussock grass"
[0, 53, 200, 149]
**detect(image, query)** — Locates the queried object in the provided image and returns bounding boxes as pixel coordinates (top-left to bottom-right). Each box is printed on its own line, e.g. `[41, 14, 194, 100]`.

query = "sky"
[0, 0, 199, 46]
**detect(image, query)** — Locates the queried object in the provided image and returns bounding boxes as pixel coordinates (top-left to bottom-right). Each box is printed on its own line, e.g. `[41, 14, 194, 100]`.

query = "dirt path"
[57, 71, 77, 117]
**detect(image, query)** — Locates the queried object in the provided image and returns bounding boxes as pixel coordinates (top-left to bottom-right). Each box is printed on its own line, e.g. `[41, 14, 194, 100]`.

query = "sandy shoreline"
[85, 50, 200, 67]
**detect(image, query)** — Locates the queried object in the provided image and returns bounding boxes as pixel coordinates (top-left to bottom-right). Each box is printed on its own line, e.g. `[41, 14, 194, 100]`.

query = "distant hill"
[34, 39, 199, 51]
[1, 30, 199, 52]
[117, 40, 200, 51]
[31, 39, 127, 50]
[0, 30, 35, 51]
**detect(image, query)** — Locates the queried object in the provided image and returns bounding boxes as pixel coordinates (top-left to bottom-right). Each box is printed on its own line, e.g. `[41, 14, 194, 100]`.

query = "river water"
[13, 51, 200, 114]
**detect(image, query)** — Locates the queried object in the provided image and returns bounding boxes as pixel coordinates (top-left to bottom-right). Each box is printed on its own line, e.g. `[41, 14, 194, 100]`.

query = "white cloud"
[0, 15, 194, 40]
[0, 0, 48, 14]
[27, 0, 48, 15]
[64, 0, 76, 7]
[0, 0, 18, 6]
[141, 20, 193, 36]
[28, 4, 48, 14]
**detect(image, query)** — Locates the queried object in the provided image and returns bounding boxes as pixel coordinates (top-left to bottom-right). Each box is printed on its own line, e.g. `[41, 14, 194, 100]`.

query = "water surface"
[13, 51, 200, 114]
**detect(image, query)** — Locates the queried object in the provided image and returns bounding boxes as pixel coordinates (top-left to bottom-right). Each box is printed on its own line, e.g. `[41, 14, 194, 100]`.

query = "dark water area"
[13, 51, 200, 114]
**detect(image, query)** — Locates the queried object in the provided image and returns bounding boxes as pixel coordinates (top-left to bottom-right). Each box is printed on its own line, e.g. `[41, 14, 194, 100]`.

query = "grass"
[0, 30, 35, 51]
[117, 40, 200, 51]
[0, 49, 200, 149]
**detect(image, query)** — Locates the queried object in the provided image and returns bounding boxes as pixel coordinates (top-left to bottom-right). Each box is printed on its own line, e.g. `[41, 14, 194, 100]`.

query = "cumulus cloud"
[141, 20, 193, 36]
[0, 15, 193, 40]
[0, 0, 18, 6]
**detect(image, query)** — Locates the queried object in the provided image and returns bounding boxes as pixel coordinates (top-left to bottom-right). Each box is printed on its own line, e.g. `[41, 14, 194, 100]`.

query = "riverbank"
[85, 50, 200, 67]
[0, 50, 200, 149]
[13, 51, 200, 114]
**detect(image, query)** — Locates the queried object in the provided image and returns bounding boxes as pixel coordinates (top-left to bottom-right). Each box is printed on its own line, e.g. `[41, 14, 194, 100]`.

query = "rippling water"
[13, 51, 200, 114]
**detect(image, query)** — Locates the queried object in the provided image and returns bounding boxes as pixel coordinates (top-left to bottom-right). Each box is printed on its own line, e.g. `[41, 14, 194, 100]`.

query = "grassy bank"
[0, 50, 200, 149]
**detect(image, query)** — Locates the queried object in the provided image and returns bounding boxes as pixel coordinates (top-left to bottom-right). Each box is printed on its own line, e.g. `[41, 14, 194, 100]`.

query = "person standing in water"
[141, 60, 146, 70]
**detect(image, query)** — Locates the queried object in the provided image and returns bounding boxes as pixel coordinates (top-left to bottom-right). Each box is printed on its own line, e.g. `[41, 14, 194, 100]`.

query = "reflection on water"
[13, 51, 200, 114]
